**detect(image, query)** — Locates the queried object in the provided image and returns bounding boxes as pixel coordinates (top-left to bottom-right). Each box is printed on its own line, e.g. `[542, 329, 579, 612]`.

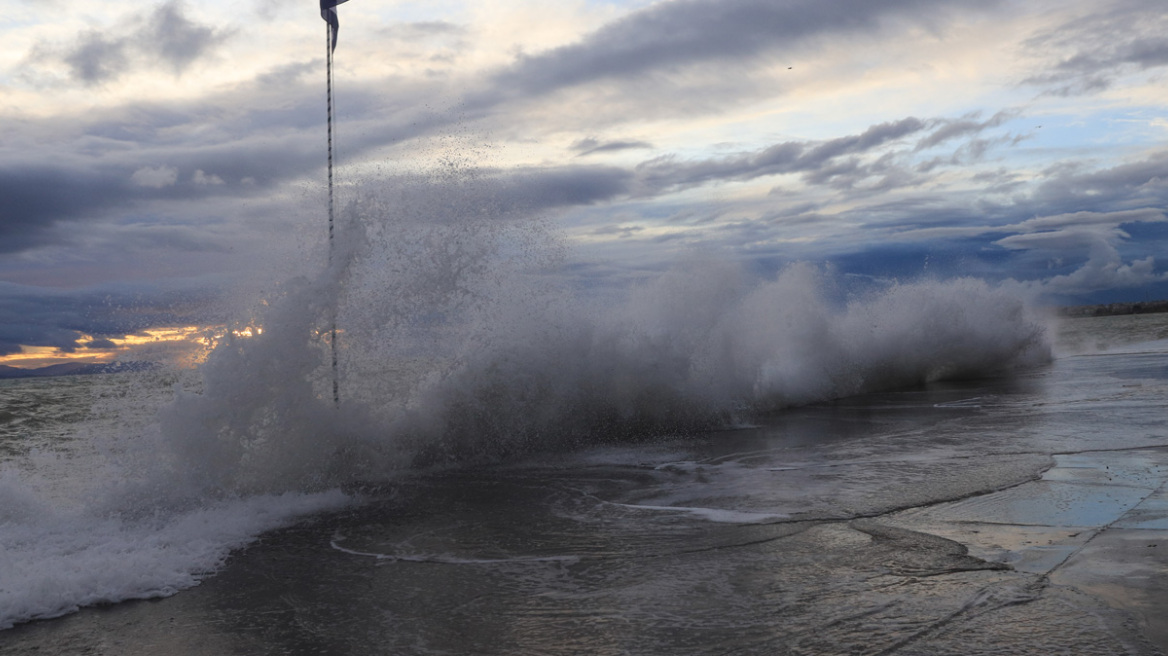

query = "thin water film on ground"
[1, 177, 1166, 653]
[3, 315, 1168, 654]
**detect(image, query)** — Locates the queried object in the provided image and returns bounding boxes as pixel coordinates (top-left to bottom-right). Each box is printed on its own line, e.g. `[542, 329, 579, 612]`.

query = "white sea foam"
[611, 502, 790, 524]
[0, 465, 349, 630]
[147, 175, 1051, 477]
[328, 536, 580, 564]
[0, 171, 1053, 630]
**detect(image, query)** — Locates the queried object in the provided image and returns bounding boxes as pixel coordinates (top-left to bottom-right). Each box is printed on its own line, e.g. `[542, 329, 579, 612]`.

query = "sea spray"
[157, 174, 1052, 476]
[0, 476, 349, 630]
[385, 262, 1051, 465]
[0, 171, 1052, 631]
[0, 372, 352, 631]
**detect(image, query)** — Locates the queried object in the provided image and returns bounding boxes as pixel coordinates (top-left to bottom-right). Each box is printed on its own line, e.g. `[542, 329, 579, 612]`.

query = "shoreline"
[1059, 299, 1168, 318]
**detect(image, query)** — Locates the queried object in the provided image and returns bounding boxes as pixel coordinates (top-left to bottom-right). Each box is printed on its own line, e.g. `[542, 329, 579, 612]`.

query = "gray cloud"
[256, 60, 320, 88]
[1033, 151, 1168, 210]
[633, 117, 928, 193]
[829, 166, 1168, 300]
[381, 165, 633, 220]
[498, 166, 632, 210]
[0, 125, 324, 258]
[468, 0, 1000, 108]
[565, 130, 1168, 302]
[572, 138, 654, 157]
[0, 166, 129, 253]
[1022, 0, 1168, 95]
[914, 111, 1017, 151]
[144, 1, 232, 74]
[383, 21, 466, 40]
[4, 0, 1016, 268]
[0, 281, 221, 357]
[85, 338, 118, 350]
[7, 0, 1168, 359]
[61, 30, 131, 84]
[890, 209, 1167, 244]
[28, 0, 230, 86]
[998, 229, 1168, 297]
[252, 0, 282, 21]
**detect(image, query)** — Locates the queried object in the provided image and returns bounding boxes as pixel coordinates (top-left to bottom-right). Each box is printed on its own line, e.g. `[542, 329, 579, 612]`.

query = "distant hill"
[0, 361, 156, 380]
[1060, 299, 1168, 318]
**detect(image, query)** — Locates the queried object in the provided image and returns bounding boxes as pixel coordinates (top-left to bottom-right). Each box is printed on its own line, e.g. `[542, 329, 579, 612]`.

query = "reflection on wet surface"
[4, 348, 1168, 655]
[887, 445, 1168, 651]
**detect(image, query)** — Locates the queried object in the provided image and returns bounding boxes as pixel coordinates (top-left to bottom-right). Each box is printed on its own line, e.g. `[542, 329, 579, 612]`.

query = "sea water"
[2, 177, 1166, 654]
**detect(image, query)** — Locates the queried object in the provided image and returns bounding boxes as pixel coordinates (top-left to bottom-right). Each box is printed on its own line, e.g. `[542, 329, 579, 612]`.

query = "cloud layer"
[29, 1, 231, 85]
[2, 0, 1168, 363]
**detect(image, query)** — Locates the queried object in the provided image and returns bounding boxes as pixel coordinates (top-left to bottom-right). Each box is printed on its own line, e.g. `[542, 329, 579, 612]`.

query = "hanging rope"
[327, 21, 339, 407]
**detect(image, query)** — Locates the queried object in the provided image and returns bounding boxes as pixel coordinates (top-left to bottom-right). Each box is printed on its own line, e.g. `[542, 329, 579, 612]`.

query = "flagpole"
[326, 21, 339, 407]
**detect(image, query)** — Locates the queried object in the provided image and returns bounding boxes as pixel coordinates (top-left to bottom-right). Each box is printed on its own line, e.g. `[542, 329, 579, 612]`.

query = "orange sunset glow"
[0, 326, 230, 370]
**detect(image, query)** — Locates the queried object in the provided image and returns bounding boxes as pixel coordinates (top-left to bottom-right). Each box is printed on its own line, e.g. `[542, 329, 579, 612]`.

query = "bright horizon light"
[3, 0, 1168, 364]
[0, 325, 268, 370]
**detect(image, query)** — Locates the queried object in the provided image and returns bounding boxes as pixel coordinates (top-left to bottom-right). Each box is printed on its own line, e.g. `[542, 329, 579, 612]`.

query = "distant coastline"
[1059, 299, 1168, 318]
[4, 300, 1168, 379]
[0, 361, 155, 380]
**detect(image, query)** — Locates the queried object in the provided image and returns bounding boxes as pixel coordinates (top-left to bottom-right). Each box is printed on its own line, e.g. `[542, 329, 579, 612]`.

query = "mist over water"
[0, 171, 1052, 630]
[162, 172, 1052, 493]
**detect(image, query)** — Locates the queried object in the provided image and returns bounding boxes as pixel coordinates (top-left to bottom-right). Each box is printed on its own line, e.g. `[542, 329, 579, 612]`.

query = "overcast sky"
[2, 0, 1168, 366]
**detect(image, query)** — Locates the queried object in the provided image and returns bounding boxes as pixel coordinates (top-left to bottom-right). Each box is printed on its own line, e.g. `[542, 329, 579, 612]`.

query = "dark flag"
[321, 0, 351, 52]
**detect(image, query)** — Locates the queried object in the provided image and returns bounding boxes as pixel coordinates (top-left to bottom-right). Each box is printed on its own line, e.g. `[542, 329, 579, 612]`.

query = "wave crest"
[162, 179, 1050, 486]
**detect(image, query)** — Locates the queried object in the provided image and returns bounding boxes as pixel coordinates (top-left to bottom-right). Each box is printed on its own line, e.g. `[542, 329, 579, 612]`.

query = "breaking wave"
[160, 174, 1051, 491]
[0, 171, 1050, 630]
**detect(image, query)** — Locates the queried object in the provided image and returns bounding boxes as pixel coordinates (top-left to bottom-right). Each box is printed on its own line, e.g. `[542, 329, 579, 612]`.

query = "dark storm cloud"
[0, 166, 129, 253]
[0, 122, 324, 256]
[0, 281, 221, 357]
[484, 0, 998, 99]
[8, 0, 1167, 352]
[3, 0, 1011, 264]
[0, 161, 215, 256]
[0, 324, 83, 357]
[1022, 0, 1168, 95]
[85, 339, 118, 350]
[0, 55, 402, 260]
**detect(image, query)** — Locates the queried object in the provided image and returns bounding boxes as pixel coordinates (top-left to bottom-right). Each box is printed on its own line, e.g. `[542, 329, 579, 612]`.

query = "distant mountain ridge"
[0, 361, 156, 379]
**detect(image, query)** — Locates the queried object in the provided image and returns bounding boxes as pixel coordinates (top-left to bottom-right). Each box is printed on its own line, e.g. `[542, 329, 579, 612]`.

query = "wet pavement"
[3, 346, 1168, 655]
